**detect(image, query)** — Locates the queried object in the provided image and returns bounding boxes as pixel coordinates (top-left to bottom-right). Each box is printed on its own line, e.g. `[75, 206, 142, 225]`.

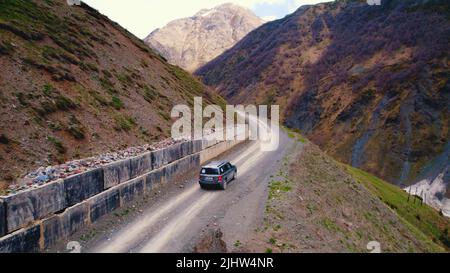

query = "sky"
[82, 0, 326, 39]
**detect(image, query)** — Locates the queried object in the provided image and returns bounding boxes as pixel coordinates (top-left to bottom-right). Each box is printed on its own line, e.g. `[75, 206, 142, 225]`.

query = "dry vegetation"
[0, 0, 225, 188]
[197, 0, 450, 186]
[242, 129, 449, 253]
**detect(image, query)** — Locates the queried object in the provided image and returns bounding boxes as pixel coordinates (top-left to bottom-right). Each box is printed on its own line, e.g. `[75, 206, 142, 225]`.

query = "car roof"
[202, 161, 228, 168]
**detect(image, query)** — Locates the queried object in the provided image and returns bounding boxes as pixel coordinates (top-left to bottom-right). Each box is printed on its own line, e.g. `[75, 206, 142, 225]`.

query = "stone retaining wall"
[0, 136, 245, 253]
[0, 200, 5, 237]
[200, 139, 246, 164]
[3, 179, 66, 233]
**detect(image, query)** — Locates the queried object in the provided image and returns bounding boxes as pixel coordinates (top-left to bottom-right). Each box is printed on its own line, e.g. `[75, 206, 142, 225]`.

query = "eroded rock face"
[144, 3, 264, 72]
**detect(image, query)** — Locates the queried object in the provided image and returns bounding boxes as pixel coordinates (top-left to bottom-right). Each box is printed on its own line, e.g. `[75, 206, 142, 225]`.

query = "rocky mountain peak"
[144, 3, 264, 72]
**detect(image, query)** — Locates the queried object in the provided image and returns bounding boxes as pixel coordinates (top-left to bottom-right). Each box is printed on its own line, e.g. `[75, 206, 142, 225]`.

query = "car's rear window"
[201, 168, 219, 175]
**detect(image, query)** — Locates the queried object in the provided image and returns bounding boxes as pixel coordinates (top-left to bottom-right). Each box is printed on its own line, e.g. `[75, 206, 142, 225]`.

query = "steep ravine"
[196, 0, 450, 188]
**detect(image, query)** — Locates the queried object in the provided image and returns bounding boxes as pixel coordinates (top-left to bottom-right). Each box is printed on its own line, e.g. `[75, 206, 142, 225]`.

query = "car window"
[226, 163, 232, 169]
[201, 168, 219, 175]
[220, 167, 224, 174]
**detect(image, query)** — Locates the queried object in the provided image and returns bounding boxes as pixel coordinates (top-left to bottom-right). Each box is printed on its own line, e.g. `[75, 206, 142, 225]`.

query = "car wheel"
[220, 181, 227, 190]
[200, 184, 207, 190]
[233, 171, 236, 180]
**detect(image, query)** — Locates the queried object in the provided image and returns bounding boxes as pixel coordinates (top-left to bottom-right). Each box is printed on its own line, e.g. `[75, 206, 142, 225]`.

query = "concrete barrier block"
[200, 141, 227, 164]
[164, 143, 183, 164]
[64, 168, 104, 207]
[202, 139, 215, 150]
[202, 139, 208, 150]
[130, 152, 152, 179]
[4, 180, 66, 233]
[41, 217, 60, 250]
[193, 140, 203, 153]
[165, 160, 179, 178]
[163, 146, 175, 165]
[226, 140, 233, 149]
[185, 154, 200, 171]
[103, 159, 131, 189]
[42, 202, 89, 249]
[88, 187, 120, 223]
[145, 168, 165, 192]
[162, 154, 200, 184]
[181, 141, 192, 158]
[0, 199, 5, 237]
[178, 154, 190, 171]
[0, 224, 41, 253]
[150, 148, 165, 170]
[190, 154, 200, 168]
[119, 177, 144, 205]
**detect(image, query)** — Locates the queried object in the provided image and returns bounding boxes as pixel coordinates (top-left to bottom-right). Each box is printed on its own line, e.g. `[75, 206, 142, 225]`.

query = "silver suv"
[199, 161, 237, 190]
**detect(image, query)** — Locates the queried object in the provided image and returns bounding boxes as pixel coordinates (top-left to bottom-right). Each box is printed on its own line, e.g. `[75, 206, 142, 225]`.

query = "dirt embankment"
[240, 139, 443, 253]
[193, 228, 228, 253]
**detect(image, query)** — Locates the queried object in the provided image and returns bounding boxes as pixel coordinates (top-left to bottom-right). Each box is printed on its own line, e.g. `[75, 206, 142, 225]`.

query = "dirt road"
[58, 130, 294, 253]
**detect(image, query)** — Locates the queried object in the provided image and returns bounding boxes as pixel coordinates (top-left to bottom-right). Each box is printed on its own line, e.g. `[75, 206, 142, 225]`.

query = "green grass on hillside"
[283, 126, 307, 143]
[345, 165, 450, 250]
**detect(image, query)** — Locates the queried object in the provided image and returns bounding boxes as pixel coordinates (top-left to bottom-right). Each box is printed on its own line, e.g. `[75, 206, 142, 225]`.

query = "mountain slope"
[196, 0, 450, 188]
[0, 0, 224, 190]
[241, 129, 449, 253]
[144, 3, 264, 72]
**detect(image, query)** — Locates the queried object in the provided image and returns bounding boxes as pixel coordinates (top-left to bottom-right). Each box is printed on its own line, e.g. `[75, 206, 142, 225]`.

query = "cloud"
[82, 0, 325, 38]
